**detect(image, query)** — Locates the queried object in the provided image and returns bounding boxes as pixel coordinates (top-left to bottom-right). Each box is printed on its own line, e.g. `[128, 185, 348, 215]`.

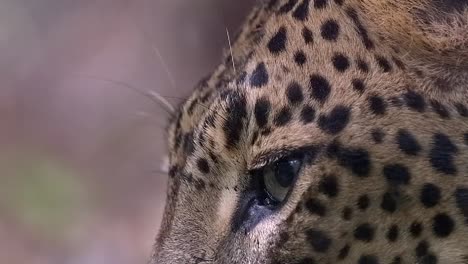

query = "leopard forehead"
[154, 0, 468, 263]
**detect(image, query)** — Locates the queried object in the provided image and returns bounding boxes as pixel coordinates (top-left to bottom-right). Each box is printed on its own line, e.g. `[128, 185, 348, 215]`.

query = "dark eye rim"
[250, 152, 305, 209]
[249, 145, 320, 170]
[231, 146, 321, 232]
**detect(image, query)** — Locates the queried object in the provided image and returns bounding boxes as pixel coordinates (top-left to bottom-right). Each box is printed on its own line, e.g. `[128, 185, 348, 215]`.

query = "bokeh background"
[0, 1, 251, 263]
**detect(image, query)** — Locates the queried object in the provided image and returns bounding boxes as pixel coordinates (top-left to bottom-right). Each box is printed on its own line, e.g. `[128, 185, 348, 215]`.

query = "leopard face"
[150, 0, 468, 263]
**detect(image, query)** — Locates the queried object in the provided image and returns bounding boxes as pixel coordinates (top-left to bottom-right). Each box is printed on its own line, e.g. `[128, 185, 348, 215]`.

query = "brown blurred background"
[0, 1, 251, 263]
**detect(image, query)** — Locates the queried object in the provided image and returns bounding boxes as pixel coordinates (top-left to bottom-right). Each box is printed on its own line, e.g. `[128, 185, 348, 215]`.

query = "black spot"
[306, 229, 332, 252]
[359, 255, 379, 264]
[321, 19, 340, 41]
[429, 133, 458, 175]
[357, 195, 370, 211]
[205, 113, 217, 128]
[287, 82, 304, 104]
[354, 223, 375, 242]
[314, 0, 328, 8]
[376, 56, 392, 72]
[352, 79, 366, 92]
[173, 130, 182, 150]
[342, 207, 353, 220]
[420, 254, 438, 264]
[403, 90, 426, 112]
[267, 0, 279, 9]
[223, 93, 247, 148]
[182, 131, 195, 155]
[278, 232, 290, 246]
[197, 130, 206, 146]
[209, 151, 219, 164]
[455, 188, 468, 224]
[194, 179, 206, 190]
[293, 0, 310, 21]
[318, 106, 351, 135]
[267, 26, 288, 54]
[186, 97, 200, 116]
[420, 183, 441, 208]
[338, 244, 350, 259]
[301, 105, 316, 124]
[279, 0, 299, 13]
[397, 129, 422, 156]
[387, 225, 399, 242]
[306, 198, 327, 216]
[294, 50, 307, 66]
[332, 53, 350, 72]
[251, 131, 259, 145]
[455, 103, 468, 117]
[416, 240, 429, 257]
[391, 256, 402, 264]
[261, 128, 272, 136]
[393, 56, 405, 69]
[197, 158, 210, 174]
[296, 257, 316, 264]
[328, 142, 370, 177]
[371, 128, 385, 143]
[346, 8, 375, 50]
[250, 62, 269, 87]
[381, 192, 398, 213]
[334, 0, 345, 5]
[274, 107, 292, 126]
[185, 173, 194, 184]
[200, 90, 213, 103]
[368, 95, 387, 115]
[302, 27, 314, 44]
[168, 165, 178, 178]
[464, 133, 468, 145]
[319, 175, 339, 197]
[383, 164, 411, 185]
[357, 59, 369, 73]
[430, 100, 450, 119]
[410, 222, 423, 237]
[254, 98, 271, 128]
[432, 213, 455, 237]
[310, 74, 331, 103]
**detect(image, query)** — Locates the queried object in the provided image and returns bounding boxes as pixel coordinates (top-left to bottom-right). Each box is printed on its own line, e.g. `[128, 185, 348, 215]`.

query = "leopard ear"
[359, 0, 468, 92]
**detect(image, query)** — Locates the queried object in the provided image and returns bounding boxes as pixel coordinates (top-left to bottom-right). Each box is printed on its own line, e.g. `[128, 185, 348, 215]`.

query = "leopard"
[149, 0, 468, 263]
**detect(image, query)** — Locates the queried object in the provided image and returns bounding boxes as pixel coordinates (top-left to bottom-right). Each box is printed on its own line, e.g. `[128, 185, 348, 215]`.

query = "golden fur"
[151, 1, 468, 263]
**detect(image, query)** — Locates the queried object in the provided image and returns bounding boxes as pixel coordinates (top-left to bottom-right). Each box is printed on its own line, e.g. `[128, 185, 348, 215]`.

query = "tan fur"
[151, 1, 468, 263]
[359, 0, 468, 94]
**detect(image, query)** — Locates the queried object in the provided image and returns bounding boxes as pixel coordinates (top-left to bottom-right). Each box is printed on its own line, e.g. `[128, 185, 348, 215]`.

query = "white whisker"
[151, 44, 177, 89]
[226, 27, 237, 75]
[69, 73, 175, 114]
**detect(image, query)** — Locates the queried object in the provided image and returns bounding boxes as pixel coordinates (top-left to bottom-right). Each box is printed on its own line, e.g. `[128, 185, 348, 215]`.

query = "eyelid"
[249, 145, 318, 170]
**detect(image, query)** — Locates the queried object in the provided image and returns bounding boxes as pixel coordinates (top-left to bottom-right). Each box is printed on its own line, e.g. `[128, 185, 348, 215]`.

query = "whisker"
[69, 75, 230, 127]
[69, 73, 176, 114]
[226, 27, 237, 75]
[123, 12, 232, 124]
[151, 45, 177, 89]
[126, 11, 177, 89]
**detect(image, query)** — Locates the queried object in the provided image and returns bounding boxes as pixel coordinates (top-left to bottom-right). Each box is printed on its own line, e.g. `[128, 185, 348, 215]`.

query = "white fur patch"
[216, 189, 238, 229]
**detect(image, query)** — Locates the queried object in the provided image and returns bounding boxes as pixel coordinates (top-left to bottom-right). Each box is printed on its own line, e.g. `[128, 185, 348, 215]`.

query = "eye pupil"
[275, 160, 297, 187]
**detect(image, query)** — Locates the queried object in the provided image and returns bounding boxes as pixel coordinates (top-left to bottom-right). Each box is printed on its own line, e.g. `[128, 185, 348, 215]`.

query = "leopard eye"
[258, 156, 303, 207]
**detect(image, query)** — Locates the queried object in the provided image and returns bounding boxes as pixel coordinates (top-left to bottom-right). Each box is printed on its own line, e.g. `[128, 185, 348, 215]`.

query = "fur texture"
[150, 0, 468, 263]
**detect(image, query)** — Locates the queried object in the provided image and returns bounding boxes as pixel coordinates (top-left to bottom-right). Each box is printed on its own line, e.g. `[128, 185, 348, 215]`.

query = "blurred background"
[0, 0, 251, 263]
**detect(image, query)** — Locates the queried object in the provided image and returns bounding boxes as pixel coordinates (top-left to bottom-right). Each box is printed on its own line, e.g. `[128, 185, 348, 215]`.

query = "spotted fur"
[150, 0, 468, 263]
